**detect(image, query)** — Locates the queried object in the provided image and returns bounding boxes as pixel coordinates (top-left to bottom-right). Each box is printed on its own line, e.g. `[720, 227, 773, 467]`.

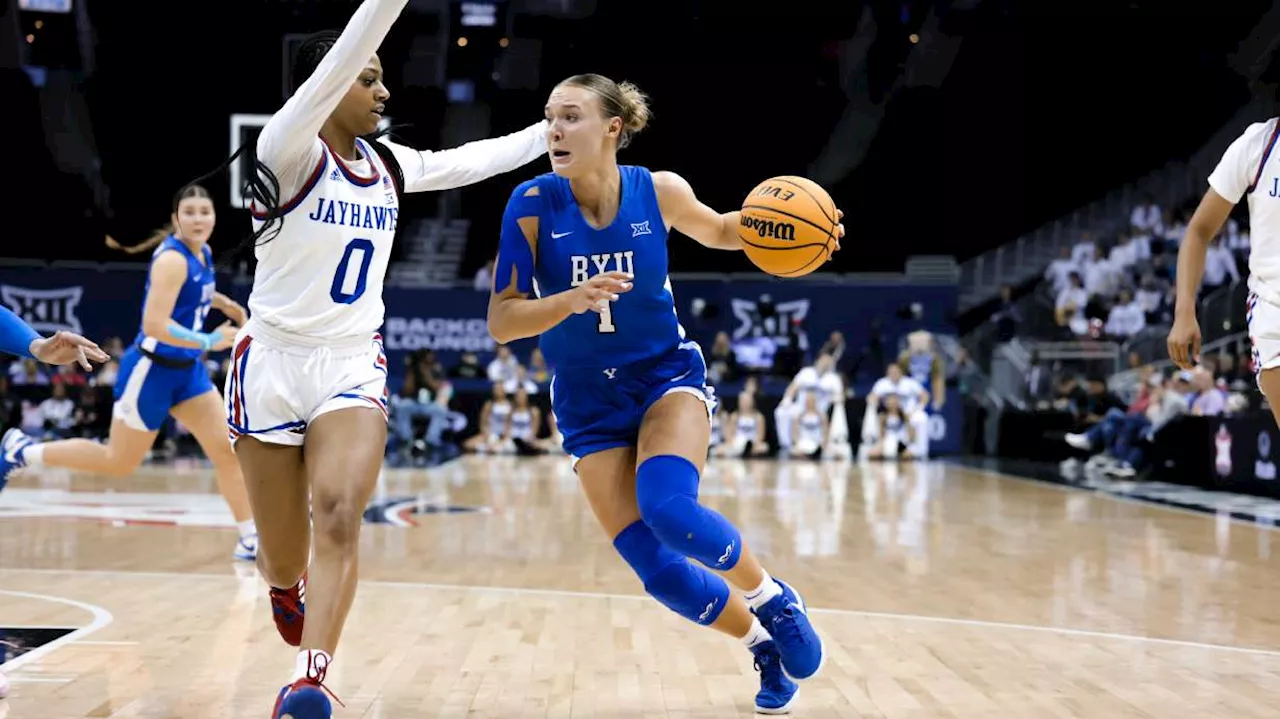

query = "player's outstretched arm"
[486, 184, 632, 343]
[652, 171, 744, 250]
[0, 306, 108, 369]
[381, 121, 549, 193]
[257, 0, 408, 193]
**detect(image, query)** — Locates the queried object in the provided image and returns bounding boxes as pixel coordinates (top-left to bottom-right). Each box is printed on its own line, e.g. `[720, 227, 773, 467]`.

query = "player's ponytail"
[559, 73, 652, 149]
[106, 184, 214, 255]
[106, 225, 170, 255]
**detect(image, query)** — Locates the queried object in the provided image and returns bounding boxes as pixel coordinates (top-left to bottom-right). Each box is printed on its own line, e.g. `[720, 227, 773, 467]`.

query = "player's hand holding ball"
[739, 176, 843, 278]
[568, 271, 633, 315]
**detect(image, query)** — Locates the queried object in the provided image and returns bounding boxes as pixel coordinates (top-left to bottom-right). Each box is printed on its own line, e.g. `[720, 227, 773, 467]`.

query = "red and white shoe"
[269, 573, 306, 647]
[271, 652, 342, 719]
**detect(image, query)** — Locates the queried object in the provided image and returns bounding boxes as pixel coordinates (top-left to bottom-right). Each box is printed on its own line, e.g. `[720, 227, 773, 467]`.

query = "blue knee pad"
[636, 454, 744, 570]
[613, 520, 730, 626]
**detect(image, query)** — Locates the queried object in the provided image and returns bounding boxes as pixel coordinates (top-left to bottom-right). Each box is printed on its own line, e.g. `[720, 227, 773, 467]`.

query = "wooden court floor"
[2, 455, 1280, 718]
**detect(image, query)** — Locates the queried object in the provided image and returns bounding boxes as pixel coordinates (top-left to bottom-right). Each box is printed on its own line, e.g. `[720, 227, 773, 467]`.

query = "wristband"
[168, 322, 217, 351]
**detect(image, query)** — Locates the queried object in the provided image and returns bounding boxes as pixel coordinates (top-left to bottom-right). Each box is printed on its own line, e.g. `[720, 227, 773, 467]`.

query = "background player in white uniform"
[863, 362, 930, 459]
[773, 353, 841, 452]
[1169, 115, 1280, 425]
[193, 1, 547, 715]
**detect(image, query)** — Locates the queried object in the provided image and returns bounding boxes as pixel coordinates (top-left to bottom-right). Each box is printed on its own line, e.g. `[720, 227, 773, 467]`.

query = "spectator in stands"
[990, 285, 1021, 342]
[52, 364, 87, 389]
[949, 347, 982, 396]
[10, 359, 48, 386]
[450, 351, 483, 379]
[73, 386, 109, 440]
[706, 331, 740, 385]
[1130, 193, 1162, 234]
[1025, 351, 1054, 408]
[389, 372, 450, 460]
[1045, 247, 1077, 295]
[1064, 371, 1188, 477]
[1071, 232, 1098, 266]
[415, 350, 446, 392]
[1189, 366, 1228, 416]
[1104, 288, 1146, 340]
[36, 382, 75, 440]
[1149, 253, 1175, 284]
[1135, 273, 1168, 324]
[1069, 376, 1125, 429]
[1055, 272, 1090, 337]
[486, 345, 520, 386]
[1200, 236, 1240, 299]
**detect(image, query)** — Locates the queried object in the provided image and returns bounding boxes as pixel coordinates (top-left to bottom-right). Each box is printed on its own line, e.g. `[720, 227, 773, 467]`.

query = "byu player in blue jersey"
[489, 73, 844, 714]
[0, 184, 258, 560]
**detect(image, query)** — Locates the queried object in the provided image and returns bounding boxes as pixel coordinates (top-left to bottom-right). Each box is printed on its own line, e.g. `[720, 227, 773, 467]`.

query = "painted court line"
[0, 590, 114, 673]
[4, 566, 1279, 658]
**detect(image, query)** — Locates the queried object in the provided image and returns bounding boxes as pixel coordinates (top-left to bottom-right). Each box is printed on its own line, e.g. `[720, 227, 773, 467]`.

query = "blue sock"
[636, 454, 744, 571]
[613, 520, 730, 626]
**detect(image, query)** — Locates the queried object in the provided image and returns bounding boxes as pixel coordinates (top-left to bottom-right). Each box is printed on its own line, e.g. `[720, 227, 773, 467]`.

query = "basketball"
[738, 176, 839, 278]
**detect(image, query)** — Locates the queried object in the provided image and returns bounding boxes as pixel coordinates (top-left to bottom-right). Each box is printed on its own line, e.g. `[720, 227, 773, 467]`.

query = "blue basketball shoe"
[0, 428, 33, 491]
[753, 579, 824, 682]
[750, 640, 798, 714]
[272, 654, 342, 719]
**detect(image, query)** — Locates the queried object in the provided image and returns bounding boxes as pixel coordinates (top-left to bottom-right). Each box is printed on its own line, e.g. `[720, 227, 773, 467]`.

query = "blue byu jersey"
[527, 166, 683, 371]
[134, 235, 216, 361]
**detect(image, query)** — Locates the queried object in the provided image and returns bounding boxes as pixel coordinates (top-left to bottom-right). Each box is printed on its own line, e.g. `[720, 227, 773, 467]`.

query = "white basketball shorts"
[1248, 291, 1280, 386]
[224, 319, 389, 446]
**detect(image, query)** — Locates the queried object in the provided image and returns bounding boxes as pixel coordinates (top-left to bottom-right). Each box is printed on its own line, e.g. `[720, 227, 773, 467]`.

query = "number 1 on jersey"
[596, 299, 616, 333]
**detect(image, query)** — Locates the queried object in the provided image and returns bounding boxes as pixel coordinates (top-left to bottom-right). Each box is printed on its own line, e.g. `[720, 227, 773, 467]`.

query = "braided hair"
[189, 30, 406, 268]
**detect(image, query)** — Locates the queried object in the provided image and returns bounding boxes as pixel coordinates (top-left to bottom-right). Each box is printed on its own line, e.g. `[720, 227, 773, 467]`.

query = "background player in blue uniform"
[488, 73, 844, 715]
[0, 184, 258, 561]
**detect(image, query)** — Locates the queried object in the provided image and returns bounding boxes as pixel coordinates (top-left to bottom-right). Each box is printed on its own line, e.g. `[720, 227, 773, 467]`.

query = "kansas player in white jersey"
[196, 2, 547, 716]
[1170, 114, 1280, 426]
[488, 73, 844, 714]
[0, 185, 257, 559]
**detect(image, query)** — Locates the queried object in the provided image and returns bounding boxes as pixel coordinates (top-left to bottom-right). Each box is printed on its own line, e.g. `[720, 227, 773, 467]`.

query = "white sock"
[743, 569, 783, 611]
[22, 444, 44, 466]
[237, 520, 257, 538]
[741, 617, 771, 649]
[292, 649, 332, 682]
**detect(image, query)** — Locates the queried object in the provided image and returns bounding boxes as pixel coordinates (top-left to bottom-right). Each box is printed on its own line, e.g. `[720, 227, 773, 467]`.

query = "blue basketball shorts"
[112, 346, 215, 432]
[550, 341, 718, 463]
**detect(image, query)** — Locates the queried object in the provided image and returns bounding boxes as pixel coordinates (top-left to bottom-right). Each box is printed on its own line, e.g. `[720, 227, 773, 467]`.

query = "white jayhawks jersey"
[249, 139, 398, 341]
[245, 0, 547, 345]
[1208, 117, 1280, 302]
